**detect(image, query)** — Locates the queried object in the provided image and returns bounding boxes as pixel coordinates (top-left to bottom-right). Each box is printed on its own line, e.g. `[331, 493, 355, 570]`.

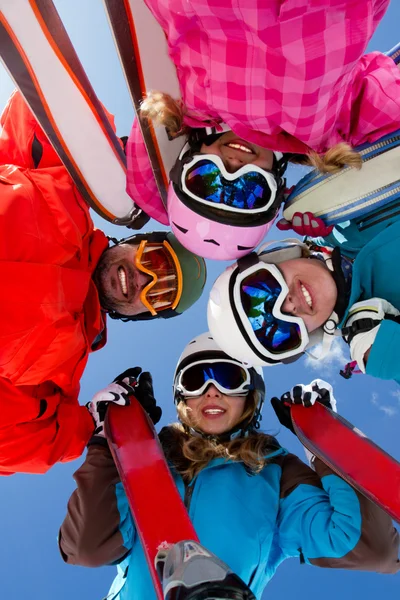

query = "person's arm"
[365, 319, 400, 382]
[125, 120, 169, 225]
[344, 49, 400, 147]
[59, 369, 161, 566]
[277, 453, 399, 573]
[342, 298, 400, 381]
[0, 377, 94, 475]
[59, 441, 135, 567]
[0, 90, 61, 168]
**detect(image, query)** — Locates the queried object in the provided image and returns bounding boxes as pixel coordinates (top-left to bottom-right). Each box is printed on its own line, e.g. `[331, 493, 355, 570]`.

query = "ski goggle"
[175, 359, 252, 398]
[134, 240, 183, 316]
[180, 154, 278, 214]
[233, 263, 309, 360]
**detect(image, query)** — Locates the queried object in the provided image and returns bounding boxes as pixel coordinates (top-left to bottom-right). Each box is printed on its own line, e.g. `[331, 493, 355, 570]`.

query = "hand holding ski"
[271, 378, 337, 434]
[87, 381, 133, 437]
[113, 367, 162, 425]
[105, 390, 256, 599]
[277, 211, 334, 236]
[87, 367, 162, 436]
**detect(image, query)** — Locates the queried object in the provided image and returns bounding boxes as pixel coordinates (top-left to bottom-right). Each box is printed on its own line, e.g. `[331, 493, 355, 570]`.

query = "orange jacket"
[0, 91, 110, 474]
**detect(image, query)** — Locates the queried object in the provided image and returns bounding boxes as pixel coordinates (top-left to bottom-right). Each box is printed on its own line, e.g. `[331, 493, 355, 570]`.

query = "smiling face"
[184, 384, 247, 436]
[201, 131, 274, 173]
[93, 243, 153, 316]
[278, 258, 338, 332]
[166, 132, 276, 260]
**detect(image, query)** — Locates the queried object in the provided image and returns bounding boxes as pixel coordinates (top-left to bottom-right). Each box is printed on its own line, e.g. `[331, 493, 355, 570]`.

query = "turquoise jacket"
[318, 205, 400, 383]
[59, 442, 399, 598]
[99, 445, 396, 600]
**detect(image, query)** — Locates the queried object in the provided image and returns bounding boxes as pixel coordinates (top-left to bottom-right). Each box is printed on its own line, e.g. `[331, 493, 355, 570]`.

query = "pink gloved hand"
[277, 211, 334, 237]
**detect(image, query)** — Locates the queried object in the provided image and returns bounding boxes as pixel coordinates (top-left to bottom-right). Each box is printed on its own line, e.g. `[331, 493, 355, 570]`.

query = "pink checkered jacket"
[126, 0, 399, 225]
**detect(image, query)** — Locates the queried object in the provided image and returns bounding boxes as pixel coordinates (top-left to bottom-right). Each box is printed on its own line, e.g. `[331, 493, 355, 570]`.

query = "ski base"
[291, 402, 400, 524]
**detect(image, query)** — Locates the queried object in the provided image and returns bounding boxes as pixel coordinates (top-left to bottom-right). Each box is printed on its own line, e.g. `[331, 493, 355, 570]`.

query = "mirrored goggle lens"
[240, 270, 303, 354]
[136, 242, 180, 312]
[185, 160, 273, 210]
[181, 362, 249, 393]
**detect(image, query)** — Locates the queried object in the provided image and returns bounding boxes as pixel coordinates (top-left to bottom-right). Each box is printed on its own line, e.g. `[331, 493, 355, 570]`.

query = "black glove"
[271, 379, 337, 436]
[114, 367, 162, 425]
[270, 396, 295, 435]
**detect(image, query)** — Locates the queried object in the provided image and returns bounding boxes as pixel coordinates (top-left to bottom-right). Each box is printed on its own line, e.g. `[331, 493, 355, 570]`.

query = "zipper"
[357, 199, 400, 231]
[293, 134, 400, 197]
[358, 134, 400, 162]
[247, 567, 257, 589]
[390, 47, 400, 64]
[184, 481, 195, 511]
[328, 181, 400, 225]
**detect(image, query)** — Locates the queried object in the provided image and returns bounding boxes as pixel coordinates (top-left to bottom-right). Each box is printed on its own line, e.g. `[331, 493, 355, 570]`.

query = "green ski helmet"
[107, 231, 207, 322]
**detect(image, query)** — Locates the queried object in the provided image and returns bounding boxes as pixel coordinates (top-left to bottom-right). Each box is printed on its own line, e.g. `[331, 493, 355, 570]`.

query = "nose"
[205, 383, 222, 398]
[222, 155, 245, 173]
[281, 293, 296, 315]
[135, 268, 154, 290]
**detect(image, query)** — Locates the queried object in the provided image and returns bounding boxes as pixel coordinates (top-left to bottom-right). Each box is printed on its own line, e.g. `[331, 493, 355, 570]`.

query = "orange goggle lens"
[134, 240, 183, 315]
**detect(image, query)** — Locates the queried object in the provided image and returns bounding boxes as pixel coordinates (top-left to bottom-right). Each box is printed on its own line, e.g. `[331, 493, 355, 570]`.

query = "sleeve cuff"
[87, 435, 109, 448]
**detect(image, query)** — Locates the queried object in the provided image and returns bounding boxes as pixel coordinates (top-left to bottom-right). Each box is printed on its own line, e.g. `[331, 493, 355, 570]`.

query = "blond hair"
[294, 142, 363, 174]
[140, 91, 187, 138]
[159, 392, 278, 482]
[140, 91, 362, 174]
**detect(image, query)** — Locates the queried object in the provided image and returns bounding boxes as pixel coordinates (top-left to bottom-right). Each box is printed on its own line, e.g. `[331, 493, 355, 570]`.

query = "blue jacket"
[59, 442, 398, 599]
[317, 206, 400, 383]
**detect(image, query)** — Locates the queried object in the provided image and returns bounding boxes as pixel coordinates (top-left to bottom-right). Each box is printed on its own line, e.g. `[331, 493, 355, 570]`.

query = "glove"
[88, 367, 162, 437]
[271, 378, 337, 435]
[342, 298, 400, 373]
[277, 211, 334, 237]
[115, 367, 162, 425]
[87, 379, 134, 437]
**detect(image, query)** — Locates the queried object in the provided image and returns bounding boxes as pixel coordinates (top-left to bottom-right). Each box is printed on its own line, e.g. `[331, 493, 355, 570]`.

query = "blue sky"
[0, 1, 399, 598]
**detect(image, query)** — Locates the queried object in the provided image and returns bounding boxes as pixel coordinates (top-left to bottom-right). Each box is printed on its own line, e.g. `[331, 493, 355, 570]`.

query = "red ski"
[291, 402, 400, 524]
[105, 400, 257, 600]
[105, 399, 199, 599]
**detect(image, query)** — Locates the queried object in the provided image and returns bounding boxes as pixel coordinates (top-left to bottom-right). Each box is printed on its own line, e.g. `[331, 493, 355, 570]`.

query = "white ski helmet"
[173, 332, 265, 434]
[207, 240, 346, 367]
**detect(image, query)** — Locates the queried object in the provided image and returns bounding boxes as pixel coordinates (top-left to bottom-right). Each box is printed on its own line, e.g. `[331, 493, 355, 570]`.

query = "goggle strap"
[306, 313, 339, 361]
[237, 252, 260, 273]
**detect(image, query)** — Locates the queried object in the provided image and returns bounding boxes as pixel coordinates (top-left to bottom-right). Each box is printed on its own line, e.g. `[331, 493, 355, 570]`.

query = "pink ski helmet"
[167, 136, 288, 260]
[167, 186, 273, 260]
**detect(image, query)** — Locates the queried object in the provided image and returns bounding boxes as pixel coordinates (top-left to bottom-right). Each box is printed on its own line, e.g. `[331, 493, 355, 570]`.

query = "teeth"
[204, 409, 225, 415]
[118, 267, 128, 296]
[226, 142, 253, 154]
[301, 284, 313, 309]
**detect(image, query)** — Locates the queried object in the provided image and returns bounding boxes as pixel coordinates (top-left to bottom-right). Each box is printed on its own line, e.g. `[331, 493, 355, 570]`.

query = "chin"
[201, 425, 229, 436]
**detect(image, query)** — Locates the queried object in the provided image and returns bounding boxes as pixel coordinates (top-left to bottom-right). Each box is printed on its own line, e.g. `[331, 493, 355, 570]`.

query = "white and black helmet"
[207, 239, 347, 367]
[173, 332, 265, 436]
